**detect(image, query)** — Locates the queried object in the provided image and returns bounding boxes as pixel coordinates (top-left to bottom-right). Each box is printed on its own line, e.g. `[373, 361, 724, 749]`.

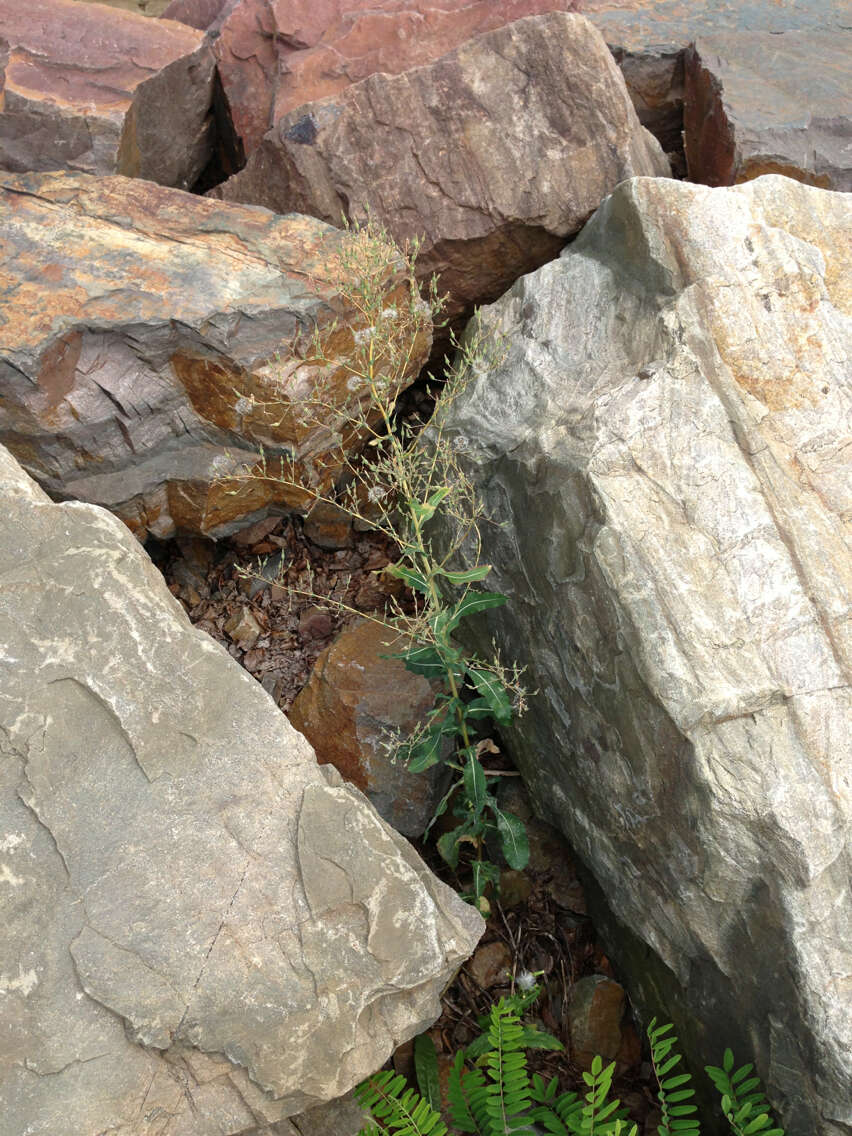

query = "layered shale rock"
[0, 445, 482, 1135]
[433, 175, 852, 1136]
[0, 171, 430, 539]
[684, 30, 852, 190]
[211, 12, 668, 323]
[0, 0, 215, 186]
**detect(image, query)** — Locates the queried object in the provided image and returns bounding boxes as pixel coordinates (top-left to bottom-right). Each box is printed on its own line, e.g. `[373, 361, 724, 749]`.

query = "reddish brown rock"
[0, 0, 216, 188]
[568, 975, 629, 1072]
[163, 0, 589, 157]
[288, 620, 448, 837]
[211, 12, 668, 323]
[0, 171, 430, 539]
[684, 31, 852, 191]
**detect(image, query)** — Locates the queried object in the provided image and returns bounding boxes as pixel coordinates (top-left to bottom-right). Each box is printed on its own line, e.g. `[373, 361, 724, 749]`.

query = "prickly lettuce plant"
[230, 218, 527, 911]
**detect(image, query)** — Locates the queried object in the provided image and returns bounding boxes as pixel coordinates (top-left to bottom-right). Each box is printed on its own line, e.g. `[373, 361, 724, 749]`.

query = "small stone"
[568, 975, 626, 1071]
[233, 515, 282, 546]
[304, 500, 354, 550]
[468, 940, 513, 990]
[223, 607, 263, 648]
[298, 606, 334, 640]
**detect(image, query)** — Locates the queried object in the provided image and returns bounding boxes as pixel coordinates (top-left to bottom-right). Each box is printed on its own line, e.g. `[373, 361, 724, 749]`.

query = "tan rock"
[0, 171, 430, 539]
[0, 445, 483, 1135]
[288, 620, 448, 837]
[212, 12, 668, 323]
[0, 0, 215, 187]
[434, 174, 852, 1134]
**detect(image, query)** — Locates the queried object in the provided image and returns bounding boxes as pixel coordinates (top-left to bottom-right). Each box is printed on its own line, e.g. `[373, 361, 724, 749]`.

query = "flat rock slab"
[211, 12, 668, 323]
[433, 175, 851, 1135]
[0, 445, 482, 1135]
[0, 0, 216, 187]
[684, 30, 852, 190]
[0, 171, 430, 539]
[578, 0, 851, 152]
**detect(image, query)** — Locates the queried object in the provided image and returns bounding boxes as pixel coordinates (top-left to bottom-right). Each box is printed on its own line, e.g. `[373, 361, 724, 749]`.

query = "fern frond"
[705, 1050, 785, 1136]
[647, 1020, 700, 1136]
[356, 1070, 448, 1136]
[448, 1049, 486, 1134]
[483, 997, 535, 1135]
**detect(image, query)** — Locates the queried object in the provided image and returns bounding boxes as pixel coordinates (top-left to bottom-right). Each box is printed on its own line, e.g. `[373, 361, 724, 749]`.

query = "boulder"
[288, 620, 448, 838]
[0, 444, 482, 1135]
[579, 0, 850, 153]
[432, 175, 851, 1135]
[163, 0, 590, 158]
[0, 170, 430, 540]
[81, 0, 173, 13]
[211, 12, 669, 324]
[684, 30, 852, 190]
[0, 0, 215, 187]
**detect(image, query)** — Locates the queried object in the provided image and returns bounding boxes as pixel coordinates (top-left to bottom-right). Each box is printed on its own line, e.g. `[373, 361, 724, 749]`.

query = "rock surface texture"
[578, 0, 852, 153]
[0, 0, 215, 186]
[289, 620, 448, 838]
[163, 0, 586, 158]
[684, 31, 852, 190]
[433, 175, 852, 1136]
[211, 12, 668, 323]
[0, 445, 482, 1135]
[0, 171, 429, 540]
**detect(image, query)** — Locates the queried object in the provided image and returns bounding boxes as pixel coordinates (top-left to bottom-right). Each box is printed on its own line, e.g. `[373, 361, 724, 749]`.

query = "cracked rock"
[0, 0, 216, 186]
[210, 12, 668, 325]
[431, 175, 852, 1136]
[0, 447, 482, 1135]
[0, 170, 430, 540]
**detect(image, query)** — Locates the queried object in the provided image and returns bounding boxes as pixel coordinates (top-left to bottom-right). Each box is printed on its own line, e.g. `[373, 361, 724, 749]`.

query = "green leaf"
[492, 807, 530, 870]
[445, 591, 507, 632]
[470, 858, 500, 900]
[397, 644, 446, 678]
[385, 562, 430, 594]
[468, 668, 513, 724]
[407, 730, 444, 773]
[437, 830, 461, 870]
[414, 1033, 441, 1112]
[435, 564, 492, 585]
[463, 756, 488, 817]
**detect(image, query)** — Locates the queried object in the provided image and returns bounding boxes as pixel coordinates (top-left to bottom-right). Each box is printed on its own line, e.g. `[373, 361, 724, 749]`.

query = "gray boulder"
[0, 446, 482, 1135]
[433, 175, 851, 1136]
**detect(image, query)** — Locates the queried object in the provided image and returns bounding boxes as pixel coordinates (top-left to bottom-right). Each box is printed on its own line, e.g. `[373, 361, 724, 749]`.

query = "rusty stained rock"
[0, 171, 430, 539]
[211, 12, 668, 325]
[0, 0, 216, 187]
[164, 0, 597, 158]
[288, 619, 449, 838]
[684, 30, 852, 191]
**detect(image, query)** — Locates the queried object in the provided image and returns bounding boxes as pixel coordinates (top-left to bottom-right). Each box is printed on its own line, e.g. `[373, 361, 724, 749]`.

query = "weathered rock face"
[163, 0, 590, 158]
[433, 176, 851, 1135]
[0, 0, 215, 187]
[289, 620, 448, 838]
[684, 31, 852, 190]
[0, 445, 482, 1135]
[211, 12, 668, 323]
[0, 171, 430, 540]
[579, 0, 850, 153]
